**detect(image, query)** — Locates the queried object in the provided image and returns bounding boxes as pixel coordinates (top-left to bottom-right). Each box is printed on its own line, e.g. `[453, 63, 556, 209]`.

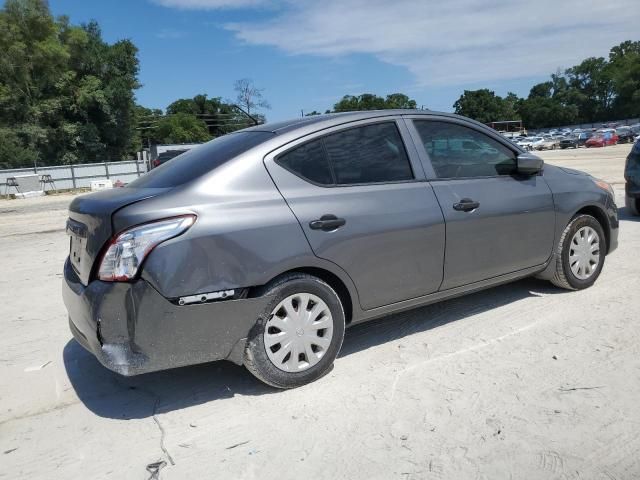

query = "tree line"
[454, 41, 640, 129]
[0, 0, 269, 168]
[1, 0, 638, 169]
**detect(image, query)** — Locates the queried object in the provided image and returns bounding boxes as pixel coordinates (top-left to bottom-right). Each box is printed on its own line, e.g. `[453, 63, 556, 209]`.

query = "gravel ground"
[0, 144, 638, 480]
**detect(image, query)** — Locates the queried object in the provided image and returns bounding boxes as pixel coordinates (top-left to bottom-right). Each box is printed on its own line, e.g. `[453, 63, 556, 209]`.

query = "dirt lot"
[1, 144, 639, 480]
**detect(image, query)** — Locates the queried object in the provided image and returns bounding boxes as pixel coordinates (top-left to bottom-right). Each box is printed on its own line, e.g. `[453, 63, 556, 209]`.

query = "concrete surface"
[0, 144, 638, 480]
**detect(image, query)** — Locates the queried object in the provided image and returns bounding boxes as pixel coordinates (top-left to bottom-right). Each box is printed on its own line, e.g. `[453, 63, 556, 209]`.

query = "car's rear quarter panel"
[113, 153, 359, 305]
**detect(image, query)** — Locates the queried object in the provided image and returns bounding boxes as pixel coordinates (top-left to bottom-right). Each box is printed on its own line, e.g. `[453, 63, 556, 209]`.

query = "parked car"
[62, 110, 619, 388]
[586, 132, 618, 147]
[536, 136, 558, 150]
[151, 149, 189, 168]
[560, 132, 591, 149]
[625, 139, 640, 216]
[517, 137, 536, 150]
[616, 127, 635, 144]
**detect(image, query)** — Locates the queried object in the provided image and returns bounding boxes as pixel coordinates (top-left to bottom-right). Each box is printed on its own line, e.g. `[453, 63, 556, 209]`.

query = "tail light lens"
[98, 215, 196, 282]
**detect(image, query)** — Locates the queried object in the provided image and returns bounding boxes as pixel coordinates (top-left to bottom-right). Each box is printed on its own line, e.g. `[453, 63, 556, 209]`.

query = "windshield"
[129, 131, 275, 188]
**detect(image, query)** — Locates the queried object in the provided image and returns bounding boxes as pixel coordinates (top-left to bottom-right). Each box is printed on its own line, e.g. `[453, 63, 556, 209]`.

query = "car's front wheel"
[244, 273, 345, 388]
[550, 214, 606, 290]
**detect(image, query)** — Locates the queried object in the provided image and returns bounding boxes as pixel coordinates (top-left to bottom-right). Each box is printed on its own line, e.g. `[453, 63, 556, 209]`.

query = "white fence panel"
[1, 160, 148, 191]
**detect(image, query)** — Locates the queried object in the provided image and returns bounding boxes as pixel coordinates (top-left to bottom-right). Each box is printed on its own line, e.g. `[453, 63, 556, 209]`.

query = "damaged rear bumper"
[62, 259, 269, 376]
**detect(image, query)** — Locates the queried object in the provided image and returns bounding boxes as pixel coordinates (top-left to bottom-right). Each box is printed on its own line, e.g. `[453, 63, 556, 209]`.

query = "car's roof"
[243, 109, 466, 135]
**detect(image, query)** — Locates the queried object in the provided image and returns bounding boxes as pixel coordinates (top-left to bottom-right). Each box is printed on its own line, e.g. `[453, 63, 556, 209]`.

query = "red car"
[585, 133, 618, 147]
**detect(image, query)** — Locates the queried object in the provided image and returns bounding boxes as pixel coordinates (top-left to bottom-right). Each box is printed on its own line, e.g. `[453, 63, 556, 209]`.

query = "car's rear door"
[264, 118, 445, 310]
[405, 116, 556, 290]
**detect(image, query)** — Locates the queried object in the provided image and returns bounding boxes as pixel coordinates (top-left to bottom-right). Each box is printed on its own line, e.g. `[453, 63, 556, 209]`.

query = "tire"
[626, 195, 640, 216]
[244, 273, 345, 388]
[550, 214, 606, 290]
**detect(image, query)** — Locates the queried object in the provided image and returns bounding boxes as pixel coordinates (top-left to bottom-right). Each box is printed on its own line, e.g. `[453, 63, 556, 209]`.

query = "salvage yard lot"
[1, 144, 639, 479]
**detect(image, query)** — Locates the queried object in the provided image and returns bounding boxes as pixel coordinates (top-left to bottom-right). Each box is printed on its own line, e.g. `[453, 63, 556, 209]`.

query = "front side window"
[413, 120, 517, 179]
[323, 123, 413, 184]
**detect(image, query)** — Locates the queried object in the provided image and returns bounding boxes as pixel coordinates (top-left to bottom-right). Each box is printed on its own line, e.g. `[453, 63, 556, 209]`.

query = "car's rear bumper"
[62, 258, 270, 376]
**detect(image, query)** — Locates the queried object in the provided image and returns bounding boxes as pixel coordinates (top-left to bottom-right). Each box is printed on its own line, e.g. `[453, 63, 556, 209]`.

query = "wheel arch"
[250, 266, 356, 325]
[574, 205, 611, 253]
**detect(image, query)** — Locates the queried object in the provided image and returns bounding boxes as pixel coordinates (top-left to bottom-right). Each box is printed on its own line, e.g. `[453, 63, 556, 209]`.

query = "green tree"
[332, 93, 418, 112]
[0, 0, 140, 167]
[608, 41, 640, 118]
[384, 93, 417, 109]
[166, 94, 247, 135]
[565, 57, 614, 122]
[518, 76, 579, 128]
[453, 89, 517, 124]
[155, 113, 211, 144]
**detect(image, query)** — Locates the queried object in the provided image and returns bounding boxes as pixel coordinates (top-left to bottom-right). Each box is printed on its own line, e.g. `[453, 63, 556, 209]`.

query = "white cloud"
[152, 0, 268, 9]
[221, 0, 640, 86]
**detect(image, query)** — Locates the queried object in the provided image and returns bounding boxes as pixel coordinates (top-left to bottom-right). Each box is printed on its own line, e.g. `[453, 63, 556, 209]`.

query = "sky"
[46, 0, 640, 122]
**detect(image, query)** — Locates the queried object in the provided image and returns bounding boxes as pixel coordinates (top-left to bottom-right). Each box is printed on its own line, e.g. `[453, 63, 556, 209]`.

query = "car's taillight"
[98, 215, 196, 282]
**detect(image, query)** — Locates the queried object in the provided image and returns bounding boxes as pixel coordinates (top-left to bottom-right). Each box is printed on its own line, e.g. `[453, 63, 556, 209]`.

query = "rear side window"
[129, 131, 274, 188]
[324, 123, 413, 184]
[277, 122, 413, 186]
[277, 139, 333, 185]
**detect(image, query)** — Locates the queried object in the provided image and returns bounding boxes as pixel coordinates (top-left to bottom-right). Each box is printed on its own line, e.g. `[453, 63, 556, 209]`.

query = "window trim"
[274, 120, 417, 188]
[405, 116, 523, 181]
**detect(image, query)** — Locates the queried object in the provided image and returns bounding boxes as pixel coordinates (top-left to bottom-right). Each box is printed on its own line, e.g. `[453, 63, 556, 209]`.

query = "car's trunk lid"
[67, 187, 169, 285]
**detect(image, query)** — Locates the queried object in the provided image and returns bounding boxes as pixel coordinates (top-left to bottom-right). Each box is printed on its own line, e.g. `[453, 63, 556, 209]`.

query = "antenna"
[231, 104, 260, 126]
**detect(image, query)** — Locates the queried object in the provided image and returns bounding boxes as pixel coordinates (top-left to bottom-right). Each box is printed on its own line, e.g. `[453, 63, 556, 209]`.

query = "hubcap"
[569, 226, 600, 280]
[264, 293, 333, 372]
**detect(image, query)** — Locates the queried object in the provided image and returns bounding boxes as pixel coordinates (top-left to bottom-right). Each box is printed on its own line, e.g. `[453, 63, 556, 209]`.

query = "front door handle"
[309, 214, 346, 231]
[453, 198, 480, 212]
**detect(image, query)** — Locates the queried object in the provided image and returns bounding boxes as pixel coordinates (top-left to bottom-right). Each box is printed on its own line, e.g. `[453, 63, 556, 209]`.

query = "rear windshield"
[129, 131, 274, 188]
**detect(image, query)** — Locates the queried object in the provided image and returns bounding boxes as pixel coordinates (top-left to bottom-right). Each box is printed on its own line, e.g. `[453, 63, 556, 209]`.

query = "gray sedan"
[63, 110, 619, 388]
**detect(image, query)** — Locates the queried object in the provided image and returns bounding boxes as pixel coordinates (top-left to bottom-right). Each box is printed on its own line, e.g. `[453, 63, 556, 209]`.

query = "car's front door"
[407, 117, 556, 290]
[265, 119, 445, 310]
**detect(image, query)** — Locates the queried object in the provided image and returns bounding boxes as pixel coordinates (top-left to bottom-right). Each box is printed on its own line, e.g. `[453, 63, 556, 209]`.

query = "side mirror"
[517, 152, 544, 175]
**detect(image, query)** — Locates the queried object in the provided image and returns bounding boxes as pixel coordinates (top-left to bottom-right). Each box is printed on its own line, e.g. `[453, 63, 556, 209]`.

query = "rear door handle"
[453, 198, 480, 212]
[309, 214, 346, 231]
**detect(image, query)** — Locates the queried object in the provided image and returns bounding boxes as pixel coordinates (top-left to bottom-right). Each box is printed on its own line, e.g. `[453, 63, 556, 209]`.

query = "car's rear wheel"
[244, 273, 345, 388]
[550, 214, 606, 290]
[626, 195, 640, 216]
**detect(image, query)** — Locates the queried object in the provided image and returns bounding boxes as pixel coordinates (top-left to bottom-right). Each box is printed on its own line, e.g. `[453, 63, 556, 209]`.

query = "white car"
[528, 137, 546, 150]
[517, 137, 536, 150]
